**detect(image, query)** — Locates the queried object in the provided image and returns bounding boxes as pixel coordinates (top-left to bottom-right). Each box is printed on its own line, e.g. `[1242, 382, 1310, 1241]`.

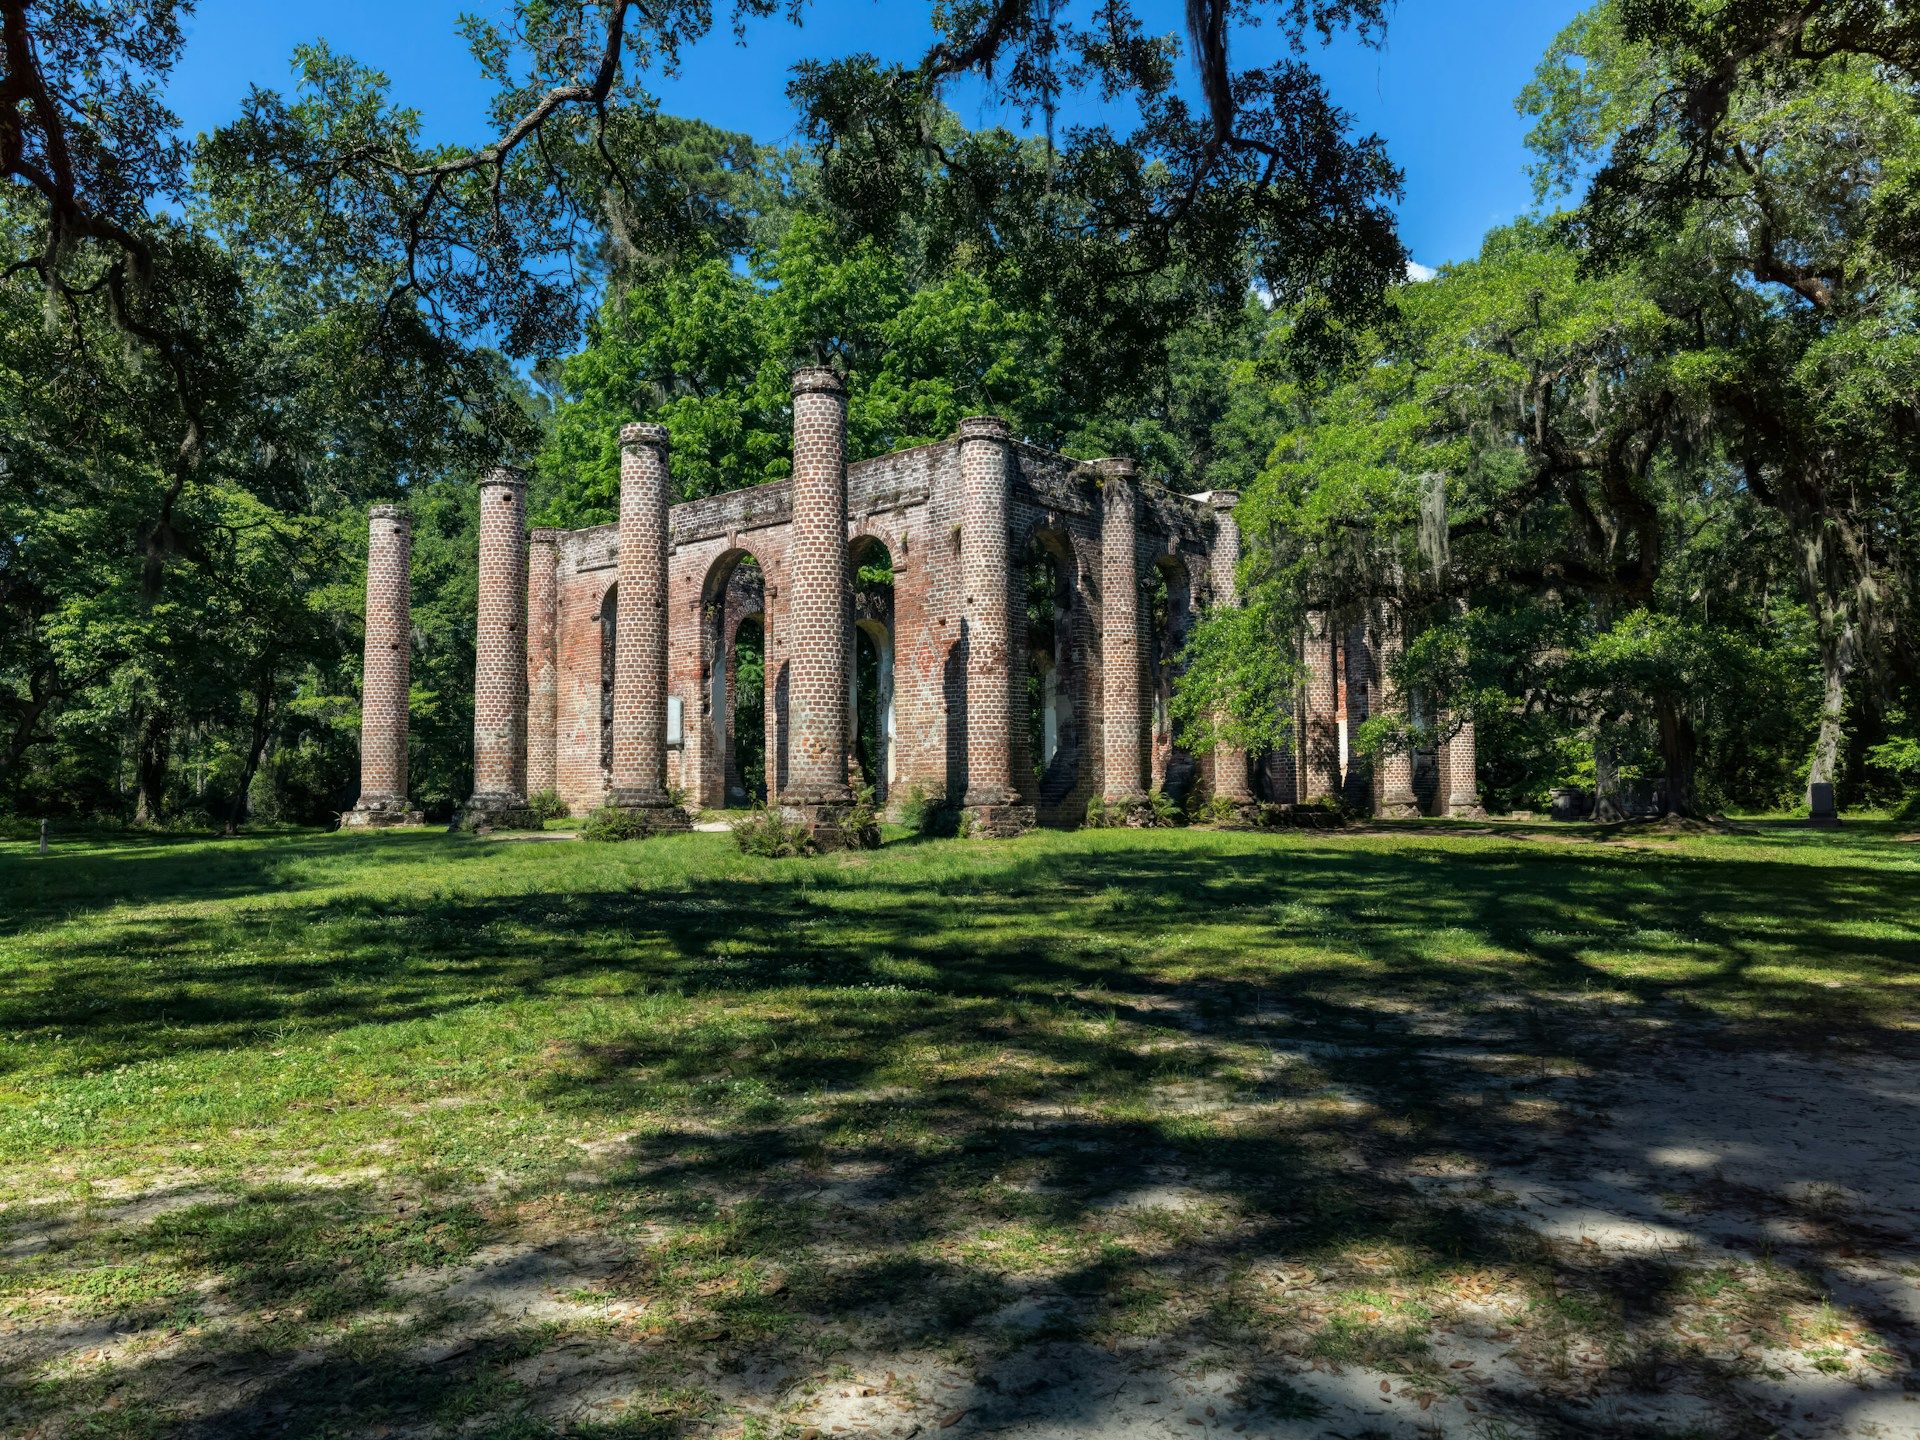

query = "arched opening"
[1147, 555, 1198, 803]
[598, 583, 617, 785]
[850, 537, 895, 804]
[702, 552, 769, 808]
[1020, 529, 1082, 819]
[732, 616, 768, 804]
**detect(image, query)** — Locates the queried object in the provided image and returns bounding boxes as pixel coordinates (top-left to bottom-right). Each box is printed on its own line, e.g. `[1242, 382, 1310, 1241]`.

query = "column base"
[455, 794, 539, 833]
[341, 799, 424, 829]
[1378, 788, 1421, 821]
[1446, 792, 1487, 820]
[777, 800, 878, 852]
[1095, 796, 1161, 828]
[608, 790, 692, 833]
[964, 801, 1034, 838]
[1209, 798, 1263, 829]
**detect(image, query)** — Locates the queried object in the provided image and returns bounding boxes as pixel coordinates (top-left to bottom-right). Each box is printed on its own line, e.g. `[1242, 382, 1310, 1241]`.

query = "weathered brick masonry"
[460, 468, 537, 830]
[343, 505, 422, 827]
[353, 371, 1481, 828]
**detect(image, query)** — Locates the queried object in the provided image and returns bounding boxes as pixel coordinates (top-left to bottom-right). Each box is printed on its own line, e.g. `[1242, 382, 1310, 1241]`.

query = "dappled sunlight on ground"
[1, 822, 1917, 1437]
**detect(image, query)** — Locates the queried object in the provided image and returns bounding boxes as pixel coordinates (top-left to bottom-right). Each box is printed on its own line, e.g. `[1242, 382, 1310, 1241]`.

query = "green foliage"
[895, 783, 956, 838]
[728, 808, 817, 858]
[1084, 789, 1182, 829]
[527, 790, 569, 823]
[581, 806, 651, 843]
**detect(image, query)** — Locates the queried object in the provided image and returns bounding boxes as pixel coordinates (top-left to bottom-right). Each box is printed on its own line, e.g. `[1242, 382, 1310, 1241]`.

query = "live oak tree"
[1522, 0, 1920, 807]
[2, 0, 1407, 820]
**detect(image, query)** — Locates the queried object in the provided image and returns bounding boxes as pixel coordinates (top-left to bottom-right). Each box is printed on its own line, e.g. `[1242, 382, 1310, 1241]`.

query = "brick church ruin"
[343, 367, 1480, 840]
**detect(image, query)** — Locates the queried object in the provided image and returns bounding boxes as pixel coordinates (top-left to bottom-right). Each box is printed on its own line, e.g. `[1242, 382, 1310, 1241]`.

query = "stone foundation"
[606, 792, 692, 834]
[455, 795, 539, 832]
[965, 801, 1035, 838]
[779, 800, 878, 851]
[341, 799, 424, 829]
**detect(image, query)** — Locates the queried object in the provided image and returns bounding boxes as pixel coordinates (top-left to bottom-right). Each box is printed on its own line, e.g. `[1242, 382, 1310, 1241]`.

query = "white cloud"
[1405, 259, 1437, 283]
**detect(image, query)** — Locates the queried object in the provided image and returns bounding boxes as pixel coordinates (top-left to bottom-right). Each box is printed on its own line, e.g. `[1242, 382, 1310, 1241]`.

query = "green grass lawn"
[2, 820, 1917, 1437]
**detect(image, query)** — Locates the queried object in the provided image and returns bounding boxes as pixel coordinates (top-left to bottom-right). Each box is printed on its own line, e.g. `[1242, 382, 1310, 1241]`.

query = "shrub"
[528, 789, 569, 823]
[896, 782, 957, 837]
[1084, 788, 1182, 829]
[730, 808, 816, 857]
[841, 786, 883, 849]
[581, 806, 651, 842]
[1184, 793, 1240, 826]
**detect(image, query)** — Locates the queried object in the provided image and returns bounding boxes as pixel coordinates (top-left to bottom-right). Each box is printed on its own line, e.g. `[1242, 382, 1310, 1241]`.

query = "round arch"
[1147, 551, 1199, 802]
[699, 548, 773, 808]
[849, 534, 897, 803]
[1016, 523, 1087, 821]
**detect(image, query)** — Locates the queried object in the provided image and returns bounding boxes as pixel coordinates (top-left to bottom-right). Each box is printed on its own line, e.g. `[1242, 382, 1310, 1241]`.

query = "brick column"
[1099, 459, 1148, 814]
[609, 423, 690, 832]
[460, 467, 536, 830]
[1443, 714, 1485, 818]
[1301, 612, 1339, 802]
[958, 415, 1033, 836]
[526, 528, 559, 801]
[344, 504, 422, 827]
[779, 368, 863, 845]
[1369, 609, 1420, 819]
[1206, 491, 1255, 820]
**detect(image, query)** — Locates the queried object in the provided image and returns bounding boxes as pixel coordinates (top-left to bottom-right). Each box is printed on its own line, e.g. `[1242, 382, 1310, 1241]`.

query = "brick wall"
[527, 529, 559, 797]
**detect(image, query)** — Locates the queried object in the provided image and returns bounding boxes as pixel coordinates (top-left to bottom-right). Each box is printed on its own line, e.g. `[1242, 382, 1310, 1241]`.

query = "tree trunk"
[1806, 593, 1857, 804]
[2, 687, 54, 786]
[1655, 696, 1700, 817]
[1593, 733, 1625, 822]
[134, 708, 172, 825]
[226, 674, 276, 835]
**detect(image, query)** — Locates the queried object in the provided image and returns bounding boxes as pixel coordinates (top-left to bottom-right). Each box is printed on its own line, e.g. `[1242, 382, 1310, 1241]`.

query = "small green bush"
[528, 789, 569, 823]
[896, 783, 957, 837]
[841, 786, 883, 849]
[1184, 793, 1239, 826]
[730, 809, 816, 857]
[581, 806, 651, 842]
[1085, 789, 1182, 829]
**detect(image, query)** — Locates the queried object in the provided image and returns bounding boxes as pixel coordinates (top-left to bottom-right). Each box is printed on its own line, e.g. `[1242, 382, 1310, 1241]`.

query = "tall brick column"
[1206, 491, 1256, 821]
[958, 415, 1033, 836]
[1369, 609, 1420, 819]
[609, 423, 690, 832]
[343, 504, 422, 827]
[1099, 459, 1149, 815]
[1301, 612, 1340, 802]
[460, 467, 536, 830]
[779, 368, 863, 845]
[526, 528, 559, 801]
[1442, 714, 1485, 818]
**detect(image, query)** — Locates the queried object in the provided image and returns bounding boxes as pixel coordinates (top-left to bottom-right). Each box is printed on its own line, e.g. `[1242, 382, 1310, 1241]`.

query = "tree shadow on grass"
[4, 830, 1919, 1437]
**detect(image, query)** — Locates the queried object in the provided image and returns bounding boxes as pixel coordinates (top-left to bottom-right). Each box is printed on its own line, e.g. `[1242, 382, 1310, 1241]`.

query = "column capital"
[529, 527, 560, 545]
[792, 365, 846, 398]
[1205, 489, 1240, 512]
[620, 422, 670, 453]
[956, 415, 1013, 444]
[369, 503, 409, 526]
[479, 465, 527, 490]
[1091, 456, 1137, 485]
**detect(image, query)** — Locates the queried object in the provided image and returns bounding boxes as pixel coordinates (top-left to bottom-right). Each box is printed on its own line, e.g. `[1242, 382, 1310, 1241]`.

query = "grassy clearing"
[1, 819, 1917, 1437]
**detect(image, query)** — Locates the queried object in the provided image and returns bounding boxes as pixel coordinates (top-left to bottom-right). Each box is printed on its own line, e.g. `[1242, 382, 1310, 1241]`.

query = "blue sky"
[166, 0, 1584, 271]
